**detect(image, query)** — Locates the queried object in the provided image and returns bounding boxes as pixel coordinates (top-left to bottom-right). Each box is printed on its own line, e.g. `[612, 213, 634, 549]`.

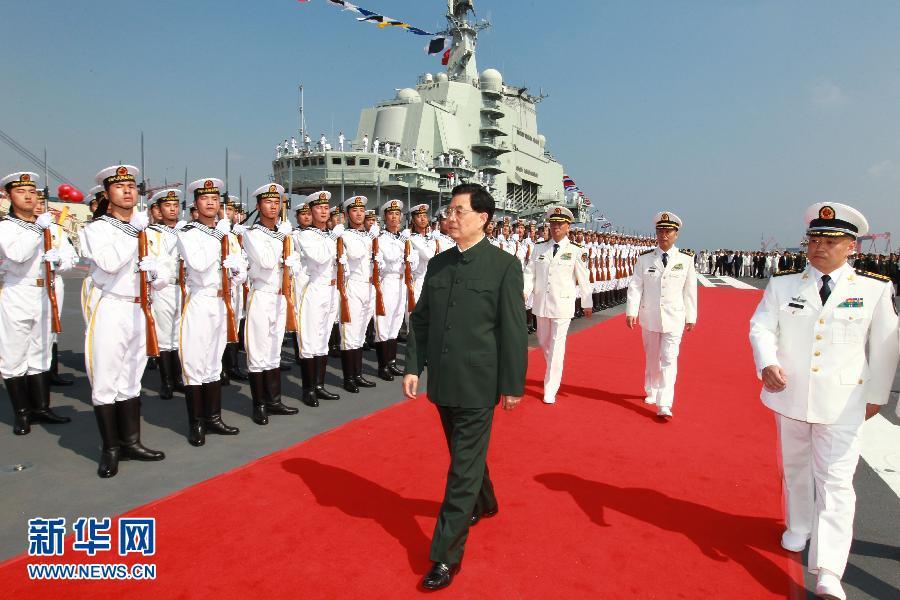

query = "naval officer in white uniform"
[626, 211, 697, 420]
[523, 206, 593, 405]
[749, 202, 899, 600]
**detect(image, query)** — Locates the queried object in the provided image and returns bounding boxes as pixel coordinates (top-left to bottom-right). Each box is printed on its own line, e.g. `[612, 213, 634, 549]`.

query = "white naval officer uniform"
[523, 212, 593, 404]
[338, 196, 377, 351]
[626, 245, 697, 411]
[375, 226, 417, 342]
[145, 221, 181, 351]
[295, 199, 339, 359]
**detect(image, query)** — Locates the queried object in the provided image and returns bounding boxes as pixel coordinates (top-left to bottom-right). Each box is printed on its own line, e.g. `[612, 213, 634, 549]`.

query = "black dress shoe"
[470, 507, 498, 526]
[422, 562, 458, 591]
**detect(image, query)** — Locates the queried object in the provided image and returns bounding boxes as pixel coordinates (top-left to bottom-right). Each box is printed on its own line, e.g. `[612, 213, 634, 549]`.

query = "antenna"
[298, 84, 306, 141]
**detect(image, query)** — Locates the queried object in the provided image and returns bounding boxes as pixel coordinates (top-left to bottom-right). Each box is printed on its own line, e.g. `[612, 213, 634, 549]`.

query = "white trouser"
[0, 283, 51, 378]
[86, 294, 146, 405]
[151, 284, 181, 351]
[297, 282, 338, 358]
[51, 276, 63, 346]
[340, 279, 374, 350]
[536, 316, 571, 402]
[413, 276, 425, 304]
[641, 328, 683, 408]
[375, 276, 404, 342]
[81, 276, 101, 327]
[776, 414, 861, 578]
[179, 293, 227, 385]
[245, 289, 287, 372]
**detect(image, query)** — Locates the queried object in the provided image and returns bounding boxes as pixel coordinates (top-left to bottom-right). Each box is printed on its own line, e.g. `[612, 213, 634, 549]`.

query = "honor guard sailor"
[337, 195, 378, 392]
[176, 178, 246, 447]
[242, 183, 300, 425]
[749, 202, 899, 600]
[626, 211, 697, 420]
[146, 189, 185, 399]
[222, 196, 249, 384]
[0, 172, 74, 435]
[408, 203, 438, 305]
[523, 206, 593, 405]
[81, 165, 167, 477]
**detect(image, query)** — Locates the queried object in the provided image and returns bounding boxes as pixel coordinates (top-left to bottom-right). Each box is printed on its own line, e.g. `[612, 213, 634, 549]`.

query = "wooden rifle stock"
[237, 234, 249, 305]
[282, 232, 298, 332]
[138, 231, 160, 357]
[221, 236, 239, 343]
[43, 228, 62, 334]
[372, 236, 385, 316]
[404, 239, 416, 311]
[178, 259, 187, 307]
[336, 236, 351, 323]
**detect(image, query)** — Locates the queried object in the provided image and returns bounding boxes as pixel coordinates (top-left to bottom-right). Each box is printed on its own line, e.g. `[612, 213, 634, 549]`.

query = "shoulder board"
[773, 269, 800, 277]
[855, 269, 891, 282]
[679, 248, 694, 256]
[640, 248, 654, 256]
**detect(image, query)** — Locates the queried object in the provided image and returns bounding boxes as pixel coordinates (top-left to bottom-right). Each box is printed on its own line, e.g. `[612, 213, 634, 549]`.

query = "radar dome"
[435, 72, 449, 83]
[480, 69, 503, 93]
[395, 88, 421, 103]
[423, 73, 433, 83]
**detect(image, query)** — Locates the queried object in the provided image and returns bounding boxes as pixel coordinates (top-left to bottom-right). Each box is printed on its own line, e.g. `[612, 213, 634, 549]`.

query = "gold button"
[858, 379, 864, 384]
[815, 334, 823, 340]
[848, 316, 853, 321]
[812, 367, 819, 372]
[814, 351, 821, 357]
[819, 319, 825, 324]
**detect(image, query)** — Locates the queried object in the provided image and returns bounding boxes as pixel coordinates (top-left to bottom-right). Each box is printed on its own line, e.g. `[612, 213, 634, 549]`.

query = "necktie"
[662, 252, 668, 267]
[819, 274, 831, 304]
[553, 243, 559, 257]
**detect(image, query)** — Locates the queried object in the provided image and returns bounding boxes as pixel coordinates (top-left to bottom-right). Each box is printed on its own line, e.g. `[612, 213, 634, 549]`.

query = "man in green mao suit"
[403, 183, 528, 591]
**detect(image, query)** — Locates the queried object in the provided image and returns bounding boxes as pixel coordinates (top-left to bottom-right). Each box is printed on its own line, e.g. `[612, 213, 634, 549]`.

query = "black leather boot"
[315, 355, 340, 400]
[146, 356, 158, 371]
[49, 343, 73, 386]
[299, 358, 319, 408]
[387, 339, 404, 376]
[375, 342, 393, 381]
[27, 372, 70, 424]
[328, 324, 341, 358]
[93, 404, 120, 478]
[526, 309, 536, 334]
[364, 320, 375, 351]
[265, 368, 299, 415]
[353, 348, 376, 388]
[184, 386, 205, 446]
[171, 351, 186, 393]
[158, 351, 175, 400]
[117, 398, 165, 461]
[204, 380, 240, 434]
[225, 343, 248, 381]
[3, 376, 31, 435]
[341, 350, 359, 393]
[248, 371, 269, 424]
[292, 332, 302, 365]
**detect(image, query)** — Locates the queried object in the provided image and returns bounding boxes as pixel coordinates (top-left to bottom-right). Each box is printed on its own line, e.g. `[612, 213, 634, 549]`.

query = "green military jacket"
[405, 236, 528, 408]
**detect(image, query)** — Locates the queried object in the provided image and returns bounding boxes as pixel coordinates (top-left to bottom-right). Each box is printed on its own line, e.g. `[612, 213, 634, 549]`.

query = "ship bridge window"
[359, 158, 369, 166]
[346, 157, 356, 166]
[317, 157, 325, 166]
[301, 159, 310, 167]
[332, 157, 342, 165]
[293, 160, 302, 168]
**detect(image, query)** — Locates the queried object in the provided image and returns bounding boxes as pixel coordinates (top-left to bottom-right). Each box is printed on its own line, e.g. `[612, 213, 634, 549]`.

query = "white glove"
[215, 218, 231, 235]
[399, 228, 411, 242]
[138, 256, 158, 279]
[368, 224, 381, 238]
[129, 210, 149, 231]
[374, 252, 386, 271]
[511, 233, 520, 242]
[222, 254, 244, 277]
[338, 253, 349, 267]
[36, 212, 55, 229]
[43, 248, 61, 267]
[332, 223, 345, 236]
[284, 253, 303, 274]
[277, 221, 293, 235]
[174, 220, 188, 231]
[232, 223, 247, 236]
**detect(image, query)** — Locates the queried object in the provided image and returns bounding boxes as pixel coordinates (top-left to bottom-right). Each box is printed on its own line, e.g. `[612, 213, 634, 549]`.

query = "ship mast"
[445, 0, 488, 84]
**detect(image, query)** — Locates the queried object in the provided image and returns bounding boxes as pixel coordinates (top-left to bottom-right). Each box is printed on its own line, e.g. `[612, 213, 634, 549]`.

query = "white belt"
[100, 291, 141, 304]
[380, 273, 403, 280]
[2, 275, 46, 287]
[308, 278, 337, 287]
[187, 287, 225, 298]
[250, 285, 282, 294]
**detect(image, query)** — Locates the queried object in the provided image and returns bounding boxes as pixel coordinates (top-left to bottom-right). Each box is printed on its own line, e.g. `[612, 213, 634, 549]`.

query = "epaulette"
[679, 248, 694, 257]
[773, 269, 800, 277]
[640, 248, 654, 256]
[855, 269, 891, 282]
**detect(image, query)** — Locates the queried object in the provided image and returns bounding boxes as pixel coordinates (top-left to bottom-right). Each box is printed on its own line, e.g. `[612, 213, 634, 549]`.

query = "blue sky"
[2, 0, 899, 250]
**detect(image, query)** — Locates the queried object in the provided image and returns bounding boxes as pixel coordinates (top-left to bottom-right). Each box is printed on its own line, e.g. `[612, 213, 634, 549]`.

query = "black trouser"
[430, 404, 496, 566]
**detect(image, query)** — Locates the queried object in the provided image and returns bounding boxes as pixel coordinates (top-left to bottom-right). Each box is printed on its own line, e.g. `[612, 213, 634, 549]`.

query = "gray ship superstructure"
[273, 0, 588, 221]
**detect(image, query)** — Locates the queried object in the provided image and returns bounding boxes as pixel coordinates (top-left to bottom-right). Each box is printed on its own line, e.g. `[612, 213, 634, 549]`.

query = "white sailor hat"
[307, 190, 331, 207]
[343, 195, 368, 211]
[330, 205, 341, 215]
[187, 178, 224, 199]
[804, 202, 868, 238]
[409, 203, 429, 215]
[364, 209, 376, 217]
[95, 165, 139, 189]
[88, 185, 104, 199]
[382, 199, 404, 214]
[654, 211, 682, 230]
[226, 195, 243, 209]
[1, 172, 39, 191]
[546, 205, 574, 223]
[252, 183, 284, 201]
[295, 202, 311, 214]
[150, 188, 183, 205]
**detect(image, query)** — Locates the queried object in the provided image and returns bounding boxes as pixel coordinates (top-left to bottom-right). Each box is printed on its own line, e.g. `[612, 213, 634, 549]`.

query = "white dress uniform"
[146, 222, 181, 351]
[340, 212, 377, 350]
[626, 238, 698, 414]
[243, 222, 291, 372]
[522, 207, 593, 405]
[296, 221, 339, 359]
[748, 202, 899, 598]
[409, 231, 438, 304]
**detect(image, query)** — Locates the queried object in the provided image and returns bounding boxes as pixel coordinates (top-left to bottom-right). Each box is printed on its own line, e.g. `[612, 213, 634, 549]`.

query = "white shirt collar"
[808, 262, 851, 288]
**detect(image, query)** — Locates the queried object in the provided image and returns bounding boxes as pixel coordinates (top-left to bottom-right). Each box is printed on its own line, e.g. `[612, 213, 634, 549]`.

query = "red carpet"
[1, 288, 804, 598]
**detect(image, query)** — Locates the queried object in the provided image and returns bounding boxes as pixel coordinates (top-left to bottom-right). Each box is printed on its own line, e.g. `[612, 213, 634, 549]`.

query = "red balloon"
[67, 189, 84, 203]
[57, 184, 73, 197]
